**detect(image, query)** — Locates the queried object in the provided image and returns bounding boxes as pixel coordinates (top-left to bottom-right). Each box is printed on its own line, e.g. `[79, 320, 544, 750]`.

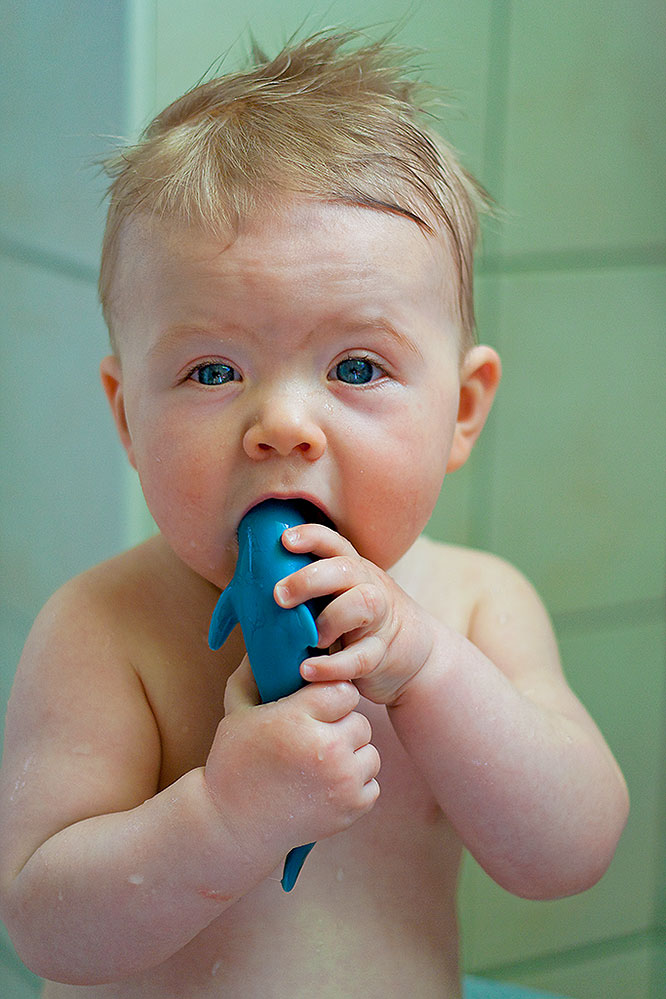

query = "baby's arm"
[387, 557, 629, 898]
[278, 527, 629, 900]
[0, 579, 378, 984]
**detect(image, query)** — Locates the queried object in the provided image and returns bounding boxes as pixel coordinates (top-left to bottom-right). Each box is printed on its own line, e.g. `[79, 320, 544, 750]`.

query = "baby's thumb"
[223, 655, 261, 714]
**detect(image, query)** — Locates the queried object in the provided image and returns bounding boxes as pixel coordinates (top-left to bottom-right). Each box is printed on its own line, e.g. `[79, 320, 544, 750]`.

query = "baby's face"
[107, 198, 465, 585]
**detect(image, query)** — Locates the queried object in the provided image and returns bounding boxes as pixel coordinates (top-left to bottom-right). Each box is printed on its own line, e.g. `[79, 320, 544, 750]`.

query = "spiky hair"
[99, 30, 489, 346]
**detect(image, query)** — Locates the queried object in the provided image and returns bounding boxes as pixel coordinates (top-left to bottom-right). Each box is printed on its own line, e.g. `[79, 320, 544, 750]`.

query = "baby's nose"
[242, 395, 327, 461]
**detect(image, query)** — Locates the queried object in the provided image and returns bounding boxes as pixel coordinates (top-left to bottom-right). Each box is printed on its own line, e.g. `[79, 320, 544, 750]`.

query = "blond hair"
[99, 30, 490, 348]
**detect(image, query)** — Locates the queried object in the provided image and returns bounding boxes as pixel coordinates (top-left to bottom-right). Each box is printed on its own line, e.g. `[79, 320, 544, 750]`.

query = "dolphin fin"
[294, 602, 319, 649]
[208, 586, 238, 651]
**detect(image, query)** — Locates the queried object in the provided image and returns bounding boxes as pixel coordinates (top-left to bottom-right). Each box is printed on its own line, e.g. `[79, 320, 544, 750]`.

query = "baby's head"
[99, 30, 489, 354]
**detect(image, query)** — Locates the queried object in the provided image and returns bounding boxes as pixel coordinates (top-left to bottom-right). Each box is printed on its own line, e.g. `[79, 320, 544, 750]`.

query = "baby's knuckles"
[273, 701, 370, 826]
[204, 690, 371, 849]
[354, 591, 436, 705]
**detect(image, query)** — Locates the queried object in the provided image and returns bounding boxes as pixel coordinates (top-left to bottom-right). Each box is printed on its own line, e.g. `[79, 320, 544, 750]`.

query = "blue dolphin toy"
[208, 498, 329, 891]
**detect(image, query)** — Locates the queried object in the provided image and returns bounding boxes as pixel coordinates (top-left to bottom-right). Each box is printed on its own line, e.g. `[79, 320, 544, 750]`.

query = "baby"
[0, 31, 628, 998]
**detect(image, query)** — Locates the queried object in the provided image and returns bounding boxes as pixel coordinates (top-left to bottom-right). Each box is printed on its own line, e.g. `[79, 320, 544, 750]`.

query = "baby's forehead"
[121, 198, 457, 280]
[110, 198, 462, 341]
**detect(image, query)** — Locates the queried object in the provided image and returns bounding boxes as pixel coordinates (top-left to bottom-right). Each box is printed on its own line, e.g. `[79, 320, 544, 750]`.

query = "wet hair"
[99, 29, 490, 349]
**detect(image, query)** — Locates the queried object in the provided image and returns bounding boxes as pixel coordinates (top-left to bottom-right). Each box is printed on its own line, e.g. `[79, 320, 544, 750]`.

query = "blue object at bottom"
[281, 842, 316, 892]
[464, 976, 571, 999]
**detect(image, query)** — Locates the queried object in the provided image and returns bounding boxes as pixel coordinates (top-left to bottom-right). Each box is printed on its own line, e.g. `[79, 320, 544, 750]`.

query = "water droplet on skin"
[336, 868, 344, 882]
[211, 960, 222, 976]
[128, 873, 144, 885]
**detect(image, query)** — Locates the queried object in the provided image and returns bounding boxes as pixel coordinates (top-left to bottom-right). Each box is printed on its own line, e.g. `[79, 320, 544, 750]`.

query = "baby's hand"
[204, 657, 380, 856]
[275, 524, 435, 705]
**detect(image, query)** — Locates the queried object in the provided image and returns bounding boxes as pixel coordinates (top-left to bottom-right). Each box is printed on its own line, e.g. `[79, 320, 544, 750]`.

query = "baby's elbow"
[1, 886, 108, 986]
[497, 852, 612, 902]
[510, 852, 615, 902]
[506, 785, 630, 901]
[561, 770, 632, 898]
[1, 899, 57, 985]
[7, 928, 124, 987]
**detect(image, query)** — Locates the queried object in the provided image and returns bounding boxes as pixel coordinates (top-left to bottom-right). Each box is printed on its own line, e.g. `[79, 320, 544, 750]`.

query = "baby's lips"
[241, 495, 337, 531]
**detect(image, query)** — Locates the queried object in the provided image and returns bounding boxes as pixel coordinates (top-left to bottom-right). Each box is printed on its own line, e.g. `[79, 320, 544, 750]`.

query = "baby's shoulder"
[398, 533, 521, 590]
[393, 535, 531, 635]
[29, 535, 193, 650]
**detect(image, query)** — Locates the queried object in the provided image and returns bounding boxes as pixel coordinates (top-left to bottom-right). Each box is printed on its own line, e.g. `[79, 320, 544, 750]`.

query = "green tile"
[155, 0, 494, 177]
[428, 459, 474, 548]
[460, 616, 664, 968]
[488, 266, 665, 617]
[0, 256, 126, 618]
[0, 3, 124, 268]
[502, 941, 658, 999]
[502, 1, 666, 255]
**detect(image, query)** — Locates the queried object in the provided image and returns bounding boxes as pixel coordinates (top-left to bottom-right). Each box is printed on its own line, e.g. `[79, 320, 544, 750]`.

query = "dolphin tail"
[208, 586, 238, 651]
[281, 842, 316, 892]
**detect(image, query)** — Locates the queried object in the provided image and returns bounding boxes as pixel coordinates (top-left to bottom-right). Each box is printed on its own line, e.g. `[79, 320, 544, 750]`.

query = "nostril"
[243, 418, 326, 460]
[253, 440, 313, 454]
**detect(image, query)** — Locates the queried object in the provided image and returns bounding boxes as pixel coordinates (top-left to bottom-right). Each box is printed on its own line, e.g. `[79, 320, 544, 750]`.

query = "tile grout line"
[0, 232, 98, 286]
[468, 0, 512, 553]
[472, 924, 665, 981]
[478, 244, 666, 276]
[553, 596, 665, 635]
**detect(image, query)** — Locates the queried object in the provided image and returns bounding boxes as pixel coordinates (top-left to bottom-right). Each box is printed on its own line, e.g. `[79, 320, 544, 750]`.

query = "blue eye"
[190, 362, 238, 386]
[332, 357, 384, 385]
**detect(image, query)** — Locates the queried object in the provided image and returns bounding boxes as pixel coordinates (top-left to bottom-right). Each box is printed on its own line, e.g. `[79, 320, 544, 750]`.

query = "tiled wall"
[1, 2, 663, 996]
[430, 4, 665, 998]
[0, 2, 129, 991]
[0, 0, 131, 732]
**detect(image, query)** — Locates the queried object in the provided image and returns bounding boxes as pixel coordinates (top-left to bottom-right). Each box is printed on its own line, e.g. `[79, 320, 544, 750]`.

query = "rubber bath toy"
[208, 498, 329, 891]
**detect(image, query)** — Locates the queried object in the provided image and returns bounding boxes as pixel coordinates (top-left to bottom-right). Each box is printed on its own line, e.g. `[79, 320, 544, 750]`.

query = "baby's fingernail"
[275, 583, 288, 603]
[301, 663, 316, 680]
[283, 528, 299, 544]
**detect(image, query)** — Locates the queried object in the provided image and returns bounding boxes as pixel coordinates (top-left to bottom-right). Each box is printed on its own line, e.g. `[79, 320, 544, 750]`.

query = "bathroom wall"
[1, 2, 663, 996]
[0, 3, 130, 992]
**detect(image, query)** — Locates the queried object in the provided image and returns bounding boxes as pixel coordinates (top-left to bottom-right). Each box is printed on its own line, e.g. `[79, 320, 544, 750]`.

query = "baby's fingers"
[223, 655, 261, 714]
[301, 635, 388, 684]
[315, 582, 389, 649]
[281, 522, 356, 560]
[292, 679, 360, 722]
[275, 554, 360, 609]
[355, 743, 382, 790]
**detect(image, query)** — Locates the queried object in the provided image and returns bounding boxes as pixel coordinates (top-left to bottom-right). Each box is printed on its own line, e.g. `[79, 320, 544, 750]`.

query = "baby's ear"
[100, 355, 137, 469]
[446, 345, 501, 473]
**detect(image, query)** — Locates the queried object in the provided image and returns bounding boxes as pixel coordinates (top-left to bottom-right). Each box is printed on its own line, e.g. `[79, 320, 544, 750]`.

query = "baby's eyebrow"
[146, 322, 244, 359]
[334, 318, 424, 360]
[146, 316, 424, 361]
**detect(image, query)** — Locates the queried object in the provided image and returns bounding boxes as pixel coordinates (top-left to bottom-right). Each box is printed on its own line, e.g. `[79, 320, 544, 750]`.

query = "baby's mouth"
[285, 498, 336, 530]
[243, 496, 336, 532]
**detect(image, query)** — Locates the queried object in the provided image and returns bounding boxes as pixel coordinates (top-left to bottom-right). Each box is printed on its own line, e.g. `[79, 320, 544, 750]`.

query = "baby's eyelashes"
[328, 356, 387, 385]
[186, 361, 240, 385]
